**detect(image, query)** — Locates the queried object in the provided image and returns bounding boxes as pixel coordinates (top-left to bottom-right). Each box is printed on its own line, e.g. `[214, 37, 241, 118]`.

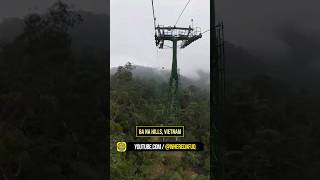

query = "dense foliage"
[110, 63, 210, 180]
[221, 74, 320, 180]
[0, 2, 107, 179]
[217, 33, 320, 179]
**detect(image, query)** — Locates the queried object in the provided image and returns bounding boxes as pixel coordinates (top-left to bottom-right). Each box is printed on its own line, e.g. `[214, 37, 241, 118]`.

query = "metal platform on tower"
[154, 25, 203, 125]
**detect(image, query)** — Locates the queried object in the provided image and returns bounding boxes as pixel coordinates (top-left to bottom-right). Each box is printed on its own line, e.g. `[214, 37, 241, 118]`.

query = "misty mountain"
[0, 17, 24, 44]
[111, 65, 210, 89]
[0, 11, 269, 85]
[0, 11, 108, 51]
[225, 42, 269, 80]
[1, 10, 319, 94]
[71, 11, 108, 51]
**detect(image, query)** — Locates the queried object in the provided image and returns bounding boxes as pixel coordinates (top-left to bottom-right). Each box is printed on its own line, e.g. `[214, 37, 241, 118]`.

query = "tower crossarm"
[180, 34, 202, 48]
[154, 25, 202, 49]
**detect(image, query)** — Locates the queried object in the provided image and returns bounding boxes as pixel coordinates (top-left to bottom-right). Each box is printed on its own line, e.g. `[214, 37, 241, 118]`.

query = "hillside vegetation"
[110, 63, 210, 180]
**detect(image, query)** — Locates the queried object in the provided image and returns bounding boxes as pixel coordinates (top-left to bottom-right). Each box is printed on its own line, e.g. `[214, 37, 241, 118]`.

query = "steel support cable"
[174, 0, 192, 27]
[151, 0, 157, 29]
[202, 29, 211, 34]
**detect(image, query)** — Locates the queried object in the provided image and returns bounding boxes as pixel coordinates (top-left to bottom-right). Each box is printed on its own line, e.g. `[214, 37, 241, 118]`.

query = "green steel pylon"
[166, 40, 179, 125]
[154, 26, 202, 125]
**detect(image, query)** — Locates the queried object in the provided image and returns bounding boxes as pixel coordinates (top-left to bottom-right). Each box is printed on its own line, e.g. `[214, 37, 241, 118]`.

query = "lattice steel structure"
[154, 25, 202, 124]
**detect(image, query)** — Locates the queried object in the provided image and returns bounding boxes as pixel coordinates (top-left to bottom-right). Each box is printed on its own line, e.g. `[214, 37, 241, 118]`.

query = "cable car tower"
[151, 0, 202, 125]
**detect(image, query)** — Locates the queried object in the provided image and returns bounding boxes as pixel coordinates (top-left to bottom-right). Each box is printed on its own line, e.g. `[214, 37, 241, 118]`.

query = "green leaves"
[0, 1, 106, 179]
[110, 63, 210, 178]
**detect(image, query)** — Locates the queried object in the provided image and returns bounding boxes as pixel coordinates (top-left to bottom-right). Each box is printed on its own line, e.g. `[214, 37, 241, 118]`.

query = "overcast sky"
[110, 0, 210, 78]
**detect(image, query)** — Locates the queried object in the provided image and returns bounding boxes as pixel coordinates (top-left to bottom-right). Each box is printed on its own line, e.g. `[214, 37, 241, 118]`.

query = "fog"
[0, 0, 107, 20]
[110, 0, 211, 79]
[216, 0, 320, 60]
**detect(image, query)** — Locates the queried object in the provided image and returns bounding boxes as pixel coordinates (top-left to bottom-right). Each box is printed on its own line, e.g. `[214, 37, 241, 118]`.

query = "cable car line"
[174, 0, 192, 27]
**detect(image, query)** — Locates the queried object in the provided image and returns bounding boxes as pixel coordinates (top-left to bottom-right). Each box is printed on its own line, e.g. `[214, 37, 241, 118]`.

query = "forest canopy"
[0, 2, 107, 179]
